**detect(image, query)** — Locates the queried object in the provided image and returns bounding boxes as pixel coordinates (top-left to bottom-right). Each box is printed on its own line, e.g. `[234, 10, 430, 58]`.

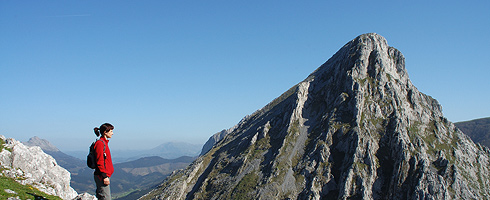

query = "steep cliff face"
[141, 33, 490, 200]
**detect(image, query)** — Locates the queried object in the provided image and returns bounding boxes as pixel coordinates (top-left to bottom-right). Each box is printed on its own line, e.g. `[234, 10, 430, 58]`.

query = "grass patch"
[231, 173, 259, 200]
[250, 136, 271, 159]
[354, 162, 369, 171]
[288, 120, 300, 135]
[0, 175, 62, 200]
[1, 139, 12, 152]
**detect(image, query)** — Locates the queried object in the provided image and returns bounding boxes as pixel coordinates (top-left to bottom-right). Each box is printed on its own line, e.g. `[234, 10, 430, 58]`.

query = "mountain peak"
[23, 136, 60, 152]
[142, 34, 490, 200]
[311, 33, 408, 88]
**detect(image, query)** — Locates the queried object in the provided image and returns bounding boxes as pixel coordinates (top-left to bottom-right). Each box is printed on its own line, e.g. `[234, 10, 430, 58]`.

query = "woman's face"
[105, 129, 114, 138]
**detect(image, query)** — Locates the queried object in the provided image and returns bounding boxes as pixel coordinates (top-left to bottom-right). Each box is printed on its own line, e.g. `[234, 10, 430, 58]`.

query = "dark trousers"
[94, 175, 111, 200]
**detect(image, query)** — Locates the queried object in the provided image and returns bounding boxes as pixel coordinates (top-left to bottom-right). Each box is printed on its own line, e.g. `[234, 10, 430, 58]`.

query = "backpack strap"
[99, 139, 106, 158]
[98, 139, 107, 169]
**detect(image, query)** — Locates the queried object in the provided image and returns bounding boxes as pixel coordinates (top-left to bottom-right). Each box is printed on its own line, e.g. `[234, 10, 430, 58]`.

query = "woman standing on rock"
[93, 123, 114, 200]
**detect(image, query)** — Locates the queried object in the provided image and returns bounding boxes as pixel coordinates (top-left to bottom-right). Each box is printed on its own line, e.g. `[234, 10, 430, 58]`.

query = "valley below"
[21, 136, 202, 199]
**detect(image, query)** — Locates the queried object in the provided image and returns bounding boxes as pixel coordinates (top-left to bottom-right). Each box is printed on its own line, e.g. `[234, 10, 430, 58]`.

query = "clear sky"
[1, 1, 489, 152]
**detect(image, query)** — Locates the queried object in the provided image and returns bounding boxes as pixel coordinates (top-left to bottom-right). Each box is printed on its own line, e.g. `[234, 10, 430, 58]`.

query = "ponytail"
[94, 127, 101, 136]
[94, 123, 114, 137]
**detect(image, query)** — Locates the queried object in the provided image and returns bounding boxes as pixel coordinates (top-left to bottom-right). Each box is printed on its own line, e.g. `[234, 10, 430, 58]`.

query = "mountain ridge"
[64, 141, 202, 163]
[455, 117, 490, 148]
[141, 33, 490, 200]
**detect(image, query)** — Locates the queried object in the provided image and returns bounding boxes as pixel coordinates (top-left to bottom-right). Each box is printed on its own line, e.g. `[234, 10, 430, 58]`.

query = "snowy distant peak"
[23, 136, 60, 152]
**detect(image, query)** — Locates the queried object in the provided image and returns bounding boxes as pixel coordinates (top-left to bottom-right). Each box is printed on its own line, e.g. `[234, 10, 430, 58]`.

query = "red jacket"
[94, 137, 114, 178]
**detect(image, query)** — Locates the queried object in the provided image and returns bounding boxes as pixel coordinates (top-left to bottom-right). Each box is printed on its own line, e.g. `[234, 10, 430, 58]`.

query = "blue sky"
[1, 1, 489, 151]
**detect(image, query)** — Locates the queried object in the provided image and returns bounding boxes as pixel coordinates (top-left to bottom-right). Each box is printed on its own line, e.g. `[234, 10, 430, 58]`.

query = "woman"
[93, 123, 114, 200]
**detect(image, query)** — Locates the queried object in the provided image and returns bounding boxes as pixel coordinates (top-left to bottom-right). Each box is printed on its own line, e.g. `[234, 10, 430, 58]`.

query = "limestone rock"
[0, 135, 78, 199]
[200, 129, 231, 156]
[140, 33, 490, 200]
[73, 192, 98, 200]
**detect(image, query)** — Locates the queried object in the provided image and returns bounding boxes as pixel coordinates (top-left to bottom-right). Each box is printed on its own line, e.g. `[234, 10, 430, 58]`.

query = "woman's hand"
[103, 177, 110, 185]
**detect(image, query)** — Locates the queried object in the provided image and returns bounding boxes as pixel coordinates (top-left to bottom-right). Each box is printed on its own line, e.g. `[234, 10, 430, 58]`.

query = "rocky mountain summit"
[140, 33, 490, 200]
[0, 135, 95, 200]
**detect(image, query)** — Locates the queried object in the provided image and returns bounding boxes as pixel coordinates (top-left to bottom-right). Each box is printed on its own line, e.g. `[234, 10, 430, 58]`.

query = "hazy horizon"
[2, 1, 489, 152]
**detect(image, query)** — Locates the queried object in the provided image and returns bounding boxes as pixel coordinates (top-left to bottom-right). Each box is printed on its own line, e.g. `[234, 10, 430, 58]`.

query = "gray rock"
[200, 129, 230, 156]
[4, 189, 17, 194]
[0, 136, 79, 199]
[140, 33, 490, 200]
[72, 192, 98, 200]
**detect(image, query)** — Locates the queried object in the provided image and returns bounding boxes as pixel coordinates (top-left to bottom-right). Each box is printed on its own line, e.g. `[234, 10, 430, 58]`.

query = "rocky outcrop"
[200, 129, 231, 156]
[0, 135, 95, 200]
[23, 136, 87, 177]
[72, 193, 97, 200]
[140, 33, 490, 200]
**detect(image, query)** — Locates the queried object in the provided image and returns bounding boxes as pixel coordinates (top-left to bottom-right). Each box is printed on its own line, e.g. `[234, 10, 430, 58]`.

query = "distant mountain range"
[455, 117, 490, 148]
[111, 142, 202, 163]
[23, 136, 198, 199]
[64, 141, 202, 163]
[70, 155, 195, 199]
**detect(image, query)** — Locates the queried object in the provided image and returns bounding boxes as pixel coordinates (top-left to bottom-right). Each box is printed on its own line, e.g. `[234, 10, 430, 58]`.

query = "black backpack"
[87, 139, 106, 169]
